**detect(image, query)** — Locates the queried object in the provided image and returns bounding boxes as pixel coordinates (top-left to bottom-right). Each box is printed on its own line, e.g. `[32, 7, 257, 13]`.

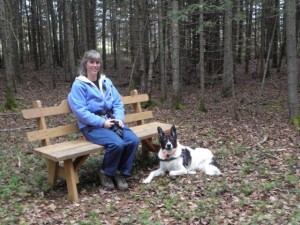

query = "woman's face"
[86, 59, 100, 79]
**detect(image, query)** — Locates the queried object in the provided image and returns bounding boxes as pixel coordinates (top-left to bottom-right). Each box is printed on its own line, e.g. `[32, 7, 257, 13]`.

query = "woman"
[68, 50, 139, 191]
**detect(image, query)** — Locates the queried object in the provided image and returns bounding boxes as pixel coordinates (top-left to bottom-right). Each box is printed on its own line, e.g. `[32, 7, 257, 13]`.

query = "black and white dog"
[142, 125, 221, 183]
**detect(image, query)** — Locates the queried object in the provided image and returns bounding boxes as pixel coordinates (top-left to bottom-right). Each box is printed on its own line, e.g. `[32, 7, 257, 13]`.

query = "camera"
[95, 110, 123, 138]
[111, 120, 123, 138]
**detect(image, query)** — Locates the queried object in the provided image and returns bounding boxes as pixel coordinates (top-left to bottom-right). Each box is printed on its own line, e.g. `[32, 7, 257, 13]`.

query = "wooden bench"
[22, 90, 171, 202]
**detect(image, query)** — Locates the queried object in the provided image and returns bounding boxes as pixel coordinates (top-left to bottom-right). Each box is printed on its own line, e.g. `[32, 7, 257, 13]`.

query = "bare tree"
[222, 0, 234, 97]
[78, 0, 88, 56]
[198, 0, 206, 111]
[0, 0, 17, 109]
[111, 0, 118, 69]
[171, 0, 181, 107]
[102, 0, 107, 70]
[64, 0, 76, 80]
[245, 0, 254, 75]
[158, 0, 167, 100]
[286, 0, 299, 120]
[30, 0, 39, 70]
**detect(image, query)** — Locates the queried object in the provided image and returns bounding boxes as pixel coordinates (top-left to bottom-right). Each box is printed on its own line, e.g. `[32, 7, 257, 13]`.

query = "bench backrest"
[22, 89, 153, 146]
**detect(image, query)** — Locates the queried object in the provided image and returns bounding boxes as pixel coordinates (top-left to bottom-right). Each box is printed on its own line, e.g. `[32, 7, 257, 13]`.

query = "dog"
[142, 125, 221, 183]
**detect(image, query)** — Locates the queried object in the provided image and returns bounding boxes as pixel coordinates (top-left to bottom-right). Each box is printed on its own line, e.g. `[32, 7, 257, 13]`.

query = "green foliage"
[285, 175, 298, 187]
[291, 113, 300, 131]
[4, 90, 18, 110]
[221, 87, 233, 98]
[142, 99, 157, 109]
[233, 11, 246, 22]
[262, 182, 277, 192]
[172, 102, 185, 110]
[198, 102, 207, 112]
[168, 2, 225, 25]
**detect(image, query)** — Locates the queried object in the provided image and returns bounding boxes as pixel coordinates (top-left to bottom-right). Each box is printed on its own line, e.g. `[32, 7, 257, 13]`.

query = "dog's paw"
[169, 170, 187, 176]
[187, 170, 196, 175]
[205, 167, 221, 176]
[142, 178, 152, 184]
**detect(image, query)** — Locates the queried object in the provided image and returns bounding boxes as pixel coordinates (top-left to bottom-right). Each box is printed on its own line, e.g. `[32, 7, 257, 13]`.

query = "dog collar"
[160, 148, 179, 161]
[160, 156, 178, 162]
[159, 148, 191, 168]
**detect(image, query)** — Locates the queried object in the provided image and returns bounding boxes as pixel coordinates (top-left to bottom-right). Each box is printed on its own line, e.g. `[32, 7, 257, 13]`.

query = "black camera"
[95, 110, 123, 138]
[111, 120, 123, 138]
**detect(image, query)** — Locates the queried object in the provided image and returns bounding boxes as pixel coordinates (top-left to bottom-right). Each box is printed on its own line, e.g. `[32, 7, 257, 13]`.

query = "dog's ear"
[170, 125, 176, 137]
[157, 126, 164, 137]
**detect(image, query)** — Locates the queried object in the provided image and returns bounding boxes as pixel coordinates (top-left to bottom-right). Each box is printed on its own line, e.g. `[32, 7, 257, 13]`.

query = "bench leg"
[64, 159, 79, 202]
[141, 138, 161, 158]
[47, 160, 59, 188]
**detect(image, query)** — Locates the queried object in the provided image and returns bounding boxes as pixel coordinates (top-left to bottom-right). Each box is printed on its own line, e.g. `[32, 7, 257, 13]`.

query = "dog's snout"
[166, 143, 172, 149]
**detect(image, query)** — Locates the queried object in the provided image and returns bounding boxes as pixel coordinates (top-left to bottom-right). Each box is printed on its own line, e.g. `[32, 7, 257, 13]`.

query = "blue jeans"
[81, 125, 139, 177]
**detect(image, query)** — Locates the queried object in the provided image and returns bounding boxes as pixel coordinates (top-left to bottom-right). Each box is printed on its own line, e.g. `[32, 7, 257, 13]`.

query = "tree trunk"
[47, 0, 60, 67]
[72, 0, 79, 60]
[0, 0, 17, 109]
[30, 0, 39, 70]
[245, 0, 254, 75]
[171, 0, 181, 106]
[102, 0, 107, 70]
[86, 0, 96, 50]
[111, 0, 118, 70]
[147, 22, 155, 98]
[199, 0, 206, 111]
[158, 0, 167, 100]
[222, 0, 234, 97]
[58, 0, 64, 67]
[64, 0, 76, 80]
[236, 0, 243, 64]
[78, 0, 88, 56]
[286, 0, 299, 120]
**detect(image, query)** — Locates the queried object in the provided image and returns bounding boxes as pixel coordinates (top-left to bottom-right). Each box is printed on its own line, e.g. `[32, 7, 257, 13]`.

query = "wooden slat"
[125, 111, 153, 123]
[34, 140, 104, 161]
[26, 112, 154, 142]
[26, 123, 80, 142]
[22, 92, 149, 120]
[121, 94, 149, 105]
[22, 99, 71, 119]
[130, 122, 172, 139]
[33, 122, 172, 162]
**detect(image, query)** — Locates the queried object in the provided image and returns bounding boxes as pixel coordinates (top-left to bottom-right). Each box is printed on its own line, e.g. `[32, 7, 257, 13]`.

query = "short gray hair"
[78, 50, 103, 77]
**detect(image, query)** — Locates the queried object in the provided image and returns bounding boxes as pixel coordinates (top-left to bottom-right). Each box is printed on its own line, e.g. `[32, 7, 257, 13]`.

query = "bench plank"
[125, 111, 153, 123]
[121, 94, 149, 104]
[22, 99, 71, 119]
[26, 110, 154, 142]
[26, 124, 80, 142]
[22, 94, 149, 120]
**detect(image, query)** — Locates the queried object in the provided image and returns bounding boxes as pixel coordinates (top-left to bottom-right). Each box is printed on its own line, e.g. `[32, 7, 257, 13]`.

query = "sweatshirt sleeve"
[68, 81, 106, 127]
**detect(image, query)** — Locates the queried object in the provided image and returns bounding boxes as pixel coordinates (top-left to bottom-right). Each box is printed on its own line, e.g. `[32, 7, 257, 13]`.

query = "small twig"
[256, 135, 268, 148]
[18, 156, 21, 168]
[0, 126, 35, 132]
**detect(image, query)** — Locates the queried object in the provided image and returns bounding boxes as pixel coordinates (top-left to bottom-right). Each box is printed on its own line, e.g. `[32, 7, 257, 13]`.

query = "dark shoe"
[99, 172, 115, 190]
[114, 174, 128, 191]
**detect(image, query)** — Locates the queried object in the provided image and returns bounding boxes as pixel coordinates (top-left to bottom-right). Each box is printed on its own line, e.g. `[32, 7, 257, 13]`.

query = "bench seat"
[35, 122, 171, 162]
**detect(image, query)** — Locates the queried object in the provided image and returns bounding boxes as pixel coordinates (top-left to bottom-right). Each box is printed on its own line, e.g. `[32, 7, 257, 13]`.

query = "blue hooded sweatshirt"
[68, 74, 124, 129]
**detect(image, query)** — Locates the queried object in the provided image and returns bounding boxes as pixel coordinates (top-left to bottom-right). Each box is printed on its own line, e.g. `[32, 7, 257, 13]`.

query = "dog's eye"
[170, 136, 175, 142]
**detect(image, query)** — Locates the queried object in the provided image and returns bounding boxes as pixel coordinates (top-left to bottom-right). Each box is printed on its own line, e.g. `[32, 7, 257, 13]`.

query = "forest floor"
[0, 62, 299, 225]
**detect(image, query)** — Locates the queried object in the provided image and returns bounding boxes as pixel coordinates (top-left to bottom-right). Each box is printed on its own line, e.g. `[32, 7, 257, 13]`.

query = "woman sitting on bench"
[68, 50, 139, 191]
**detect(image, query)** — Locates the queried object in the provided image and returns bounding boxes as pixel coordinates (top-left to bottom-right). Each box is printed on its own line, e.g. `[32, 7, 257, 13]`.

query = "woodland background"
[0, 0, 300, 224]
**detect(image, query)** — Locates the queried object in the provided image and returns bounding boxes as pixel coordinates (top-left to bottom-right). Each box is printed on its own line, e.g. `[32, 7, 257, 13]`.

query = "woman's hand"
[103, 119, 124, 129]
[116, 119, 124, 128]
[103, 119, 115, 129]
